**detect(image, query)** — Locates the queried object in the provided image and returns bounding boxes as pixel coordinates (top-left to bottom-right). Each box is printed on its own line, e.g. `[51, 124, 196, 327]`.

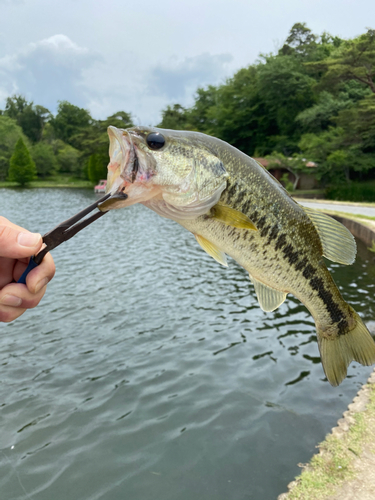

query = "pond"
[1, 188, 375, 500]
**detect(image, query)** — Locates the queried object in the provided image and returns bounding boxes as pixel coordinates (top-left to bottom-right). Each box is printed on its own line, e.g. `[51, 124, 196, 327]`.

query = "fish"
[99, 125, 375, 386]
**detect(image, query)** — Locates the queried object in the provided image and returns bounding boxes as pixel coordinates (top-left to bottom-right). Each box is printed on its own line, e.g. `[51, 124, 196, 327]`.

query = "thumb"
[0, 217, 42, 259]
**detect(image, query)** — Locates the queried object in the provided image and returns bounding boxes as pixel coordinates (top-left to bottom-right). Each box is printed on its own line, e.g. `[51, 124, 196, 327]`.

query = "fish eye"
[146, 133, 165, 150]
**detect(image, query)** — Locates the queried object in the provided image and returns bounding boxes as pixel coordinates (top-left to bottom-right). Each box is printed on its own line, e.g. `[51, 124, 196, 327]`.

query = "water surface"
[1, 189, 375, 500]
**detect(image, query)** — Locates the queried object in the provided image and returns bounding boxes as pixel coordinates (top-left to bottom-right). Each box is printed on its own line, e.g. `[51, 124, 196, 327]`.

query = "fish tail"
[318, 309, 375, 386]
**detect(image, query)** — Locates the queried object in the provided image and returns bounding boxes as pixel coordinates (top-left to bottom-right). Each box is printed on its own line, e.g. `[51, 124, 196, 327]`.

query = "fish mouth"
[99, 126, 160, 211]
[106, 126, 138, 193]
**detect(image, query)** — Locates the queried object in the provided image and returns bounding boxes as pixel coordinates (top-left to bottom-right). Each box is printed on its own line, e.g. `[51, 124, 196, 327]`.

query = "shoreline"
[278, 214, 375, 500]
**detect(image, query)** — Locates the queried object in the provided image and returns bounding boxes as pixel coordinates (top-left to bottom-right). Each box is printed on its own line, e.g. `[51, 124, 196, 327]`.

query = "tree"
[279, 23, 341, 63]
[265, 151, 314, 190]
[87, 153, 107, 184]
[4, 95, 50, 143]
[295, 81, 370, 133]
[0, 115, 29, 180]
[258, 55, 316, 135]
[188, 86, 219, 133]
[104, 111, 133, 130]
[51, 101, 92, 148]
[31, 143, 58, 178]
[280, 22, 317, 58]
[196, 68, 269, 155]
[335, 93, 375, 151]
[56, 144, 80, 175]
[157, 104, 190, 130]
[312, 29, 375, 93]
[71, 110, 133, 179]
[8, 137, 37, 186]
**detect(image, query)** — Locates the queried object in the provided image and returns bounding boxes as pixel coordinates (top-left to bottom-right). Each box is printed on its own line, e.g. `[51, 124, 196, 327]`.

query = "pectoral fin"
[195, 234, 228, 267]
[249, 274, 287, 312]
[210, 203, 257, 231]
[302, 206, 356, 265]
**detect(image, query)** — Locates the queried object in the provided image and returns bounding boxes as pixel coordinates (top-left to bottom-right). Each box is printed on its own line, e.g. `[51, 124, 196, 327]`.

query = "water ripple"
[1, 188, 374, 500]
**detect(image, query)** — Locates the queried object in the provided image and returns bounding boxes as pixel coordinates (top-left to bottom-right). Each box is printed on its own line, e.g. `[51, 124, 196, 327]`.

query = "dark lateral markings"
[275, 234, 287, 251]
[267, 224, 279, 244]
[310, 276, 348, 334]
[262, 228, 348, 334]
[256, 216, 267, 229]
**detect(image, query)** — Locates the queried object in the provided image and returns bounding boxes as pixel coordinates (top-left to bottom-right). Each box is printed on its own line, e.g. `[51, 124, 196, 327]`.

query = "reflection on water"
[1, 188, 375, 500]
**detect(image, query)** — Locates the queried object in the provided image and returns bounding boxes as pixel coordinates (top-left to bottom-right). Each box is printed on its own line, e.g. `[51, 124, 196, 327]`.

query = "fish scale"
[100, 125, 375, 386]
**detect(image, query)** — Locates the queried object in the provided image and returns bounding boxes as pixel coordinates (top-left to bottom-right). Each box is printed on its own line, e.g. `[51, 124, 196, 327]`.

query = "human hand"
[0, 216, 55, 322]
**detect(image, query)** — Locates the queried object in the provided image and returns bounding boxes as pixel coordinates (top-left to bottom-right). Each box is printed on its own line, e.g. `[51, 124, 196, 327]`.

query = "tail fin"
[318, 311, 375, 386]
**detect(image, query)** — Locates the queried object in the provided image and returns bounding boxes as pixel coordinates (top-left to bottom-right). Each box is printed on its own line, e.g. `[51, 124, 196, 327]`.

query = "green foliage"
[50, 101, 92, 148]
[0, 94, 133, 182]
[8, 137, 37, 186]
[31, 142, 58, 178]
[56, 144, 80, 175]
[296, 91, 351, 132]
[335, 93, 375, 151]
[313, 29, 375, 93]
[158, 104, 190, 130]
[71, 110, 133, 179]
[299, 127, 347, 181]
[155, 24, 374, 182]
[88, 153, 107, 184]
[0, 115, 29, 180]
[265, 151, 314, 189]
[280, 173, 294, 191]
[203, 69, 265, 154]
[325, 181, 375, 202]
[257, 54, 316, 141]
[4, 95, 50, 143]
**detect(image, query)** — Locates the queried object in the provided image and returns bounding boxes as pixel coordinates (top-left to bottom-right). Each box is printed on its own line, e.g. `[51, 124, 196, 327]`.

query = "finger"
[25, 252, 56, 294]
[0, 257, 16, 289]
[0, 282, 47, 312]
[0, 216, 42, 259]
[0, 304, 27, 323]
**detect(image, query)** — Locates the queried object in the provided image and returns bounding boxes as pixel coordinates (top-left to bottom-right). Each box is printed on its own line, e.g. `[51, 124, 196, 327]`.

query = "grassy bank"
[280, 376, 375, 500]
[0, 175, 94, 189]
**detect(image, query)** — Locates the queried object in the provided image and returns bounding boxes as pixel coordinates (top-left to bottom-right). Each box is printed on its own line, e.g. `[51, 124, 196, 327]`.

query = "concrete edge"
[277, 214, 375, 500]
[328, 215, 375, 249]
[278, 370, 375, 500]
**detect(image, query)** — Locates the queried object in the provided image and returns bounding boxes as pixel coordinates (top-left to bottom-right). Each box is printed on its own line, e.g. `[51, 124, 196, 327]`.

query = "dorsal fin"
[210, 202, 257, 231]
[249, 274, 287, 312]
[195, 234, 228, 267]
[302, 206, 356, 265]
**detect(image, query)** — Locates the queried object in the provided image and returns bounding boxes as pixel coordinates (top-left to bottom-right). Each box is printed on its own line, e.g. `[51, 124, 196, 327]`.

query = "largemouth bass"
[100, 126, 375, 386]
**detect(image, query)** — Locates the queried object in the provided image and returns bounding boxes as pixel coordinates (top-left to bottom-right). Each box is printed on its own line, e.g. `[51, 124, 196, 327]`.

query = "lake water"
[1, 188, 375, 500]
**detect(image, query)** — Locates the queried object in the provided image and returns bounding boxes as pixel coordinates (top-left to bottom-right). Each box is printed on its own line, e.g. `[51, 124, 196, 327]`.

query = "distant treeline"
[0, 98, 133, 184]
[158, 23, 375, 187]
[0, 23, 374, 189]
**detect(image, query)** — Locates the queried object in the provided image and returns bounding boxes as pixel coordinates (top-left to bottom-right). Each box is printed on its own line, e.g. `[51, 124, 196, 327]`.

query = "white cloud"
[0, 35, 101, 113]
[148, 53, 233, 100]
[0, 0, 373, 126]
[79, 51, 234, 126]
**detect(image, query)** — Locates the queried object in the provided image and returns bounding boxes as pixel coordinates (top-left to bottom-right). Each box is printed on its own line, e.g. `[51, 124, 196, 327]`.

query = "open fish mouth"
[106, 126, 138, 193]
[100, 126, 160, 211]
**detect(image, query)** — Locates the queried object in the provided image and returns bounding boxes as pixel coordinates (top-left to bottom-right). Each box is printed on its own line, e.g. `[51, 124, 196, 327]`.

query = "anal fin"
[195, 234, 228, 267]
[249, 274, 287, 312]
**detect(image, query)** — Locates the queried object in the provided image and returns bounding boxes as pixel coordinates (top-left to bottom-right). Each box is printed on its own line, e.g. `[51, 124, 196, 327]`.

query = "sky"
[0, 0, 373, 125]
